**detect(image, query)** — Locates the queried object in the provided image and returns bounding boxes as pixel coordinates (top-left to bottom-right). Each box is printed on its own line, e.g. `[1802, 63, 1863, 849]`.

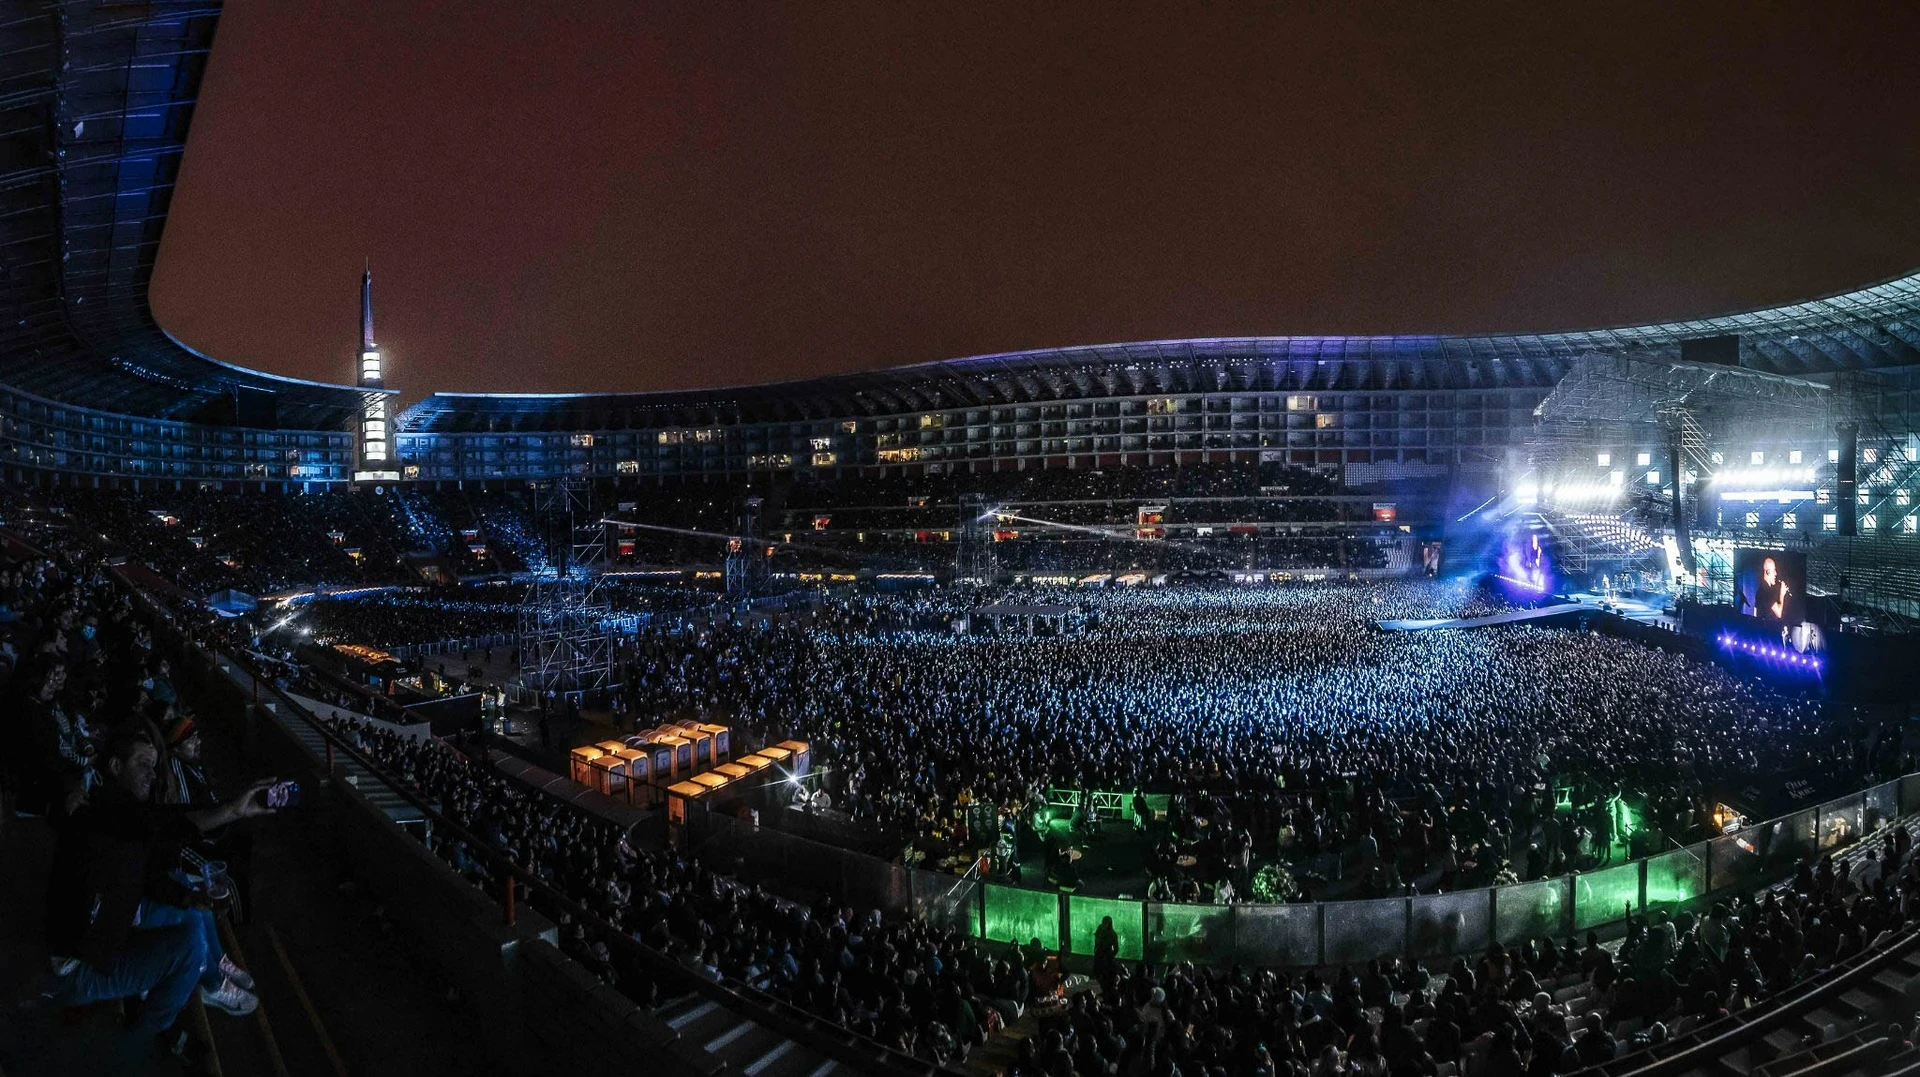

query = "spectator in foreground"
[41, 731, 280, 1051]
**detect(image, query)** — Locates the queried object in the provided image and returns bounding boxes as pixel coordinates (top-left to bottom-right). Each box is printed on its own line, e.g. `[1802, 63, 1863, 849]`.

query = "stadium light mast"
[352, 260, 400, 482]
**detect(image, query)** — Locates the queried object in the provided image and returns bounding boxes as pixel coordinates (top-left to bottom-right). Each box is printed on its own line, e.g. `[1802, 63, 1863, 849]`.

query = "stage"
[1378, 592, 1679, 633]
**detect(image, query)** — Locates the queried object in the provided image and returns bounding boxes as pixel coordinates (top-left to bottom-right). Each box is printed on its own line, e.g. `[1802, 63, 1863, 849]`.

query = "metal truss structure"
[723, 495, 770, 600]
[954, 493, 997, 585]
[517, 478, 613, 700]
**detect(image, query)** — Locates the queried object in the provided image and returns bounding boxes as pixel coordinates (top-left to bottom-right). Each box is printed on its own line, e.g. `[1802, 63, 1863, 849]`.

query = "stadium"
[7, 4, 1920, 1077]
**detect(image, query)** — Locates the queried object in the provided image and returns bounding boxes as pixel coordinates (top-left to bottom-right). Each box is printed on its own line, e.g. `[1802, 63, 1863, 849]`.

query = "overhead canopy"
[0, 2, 386, 430]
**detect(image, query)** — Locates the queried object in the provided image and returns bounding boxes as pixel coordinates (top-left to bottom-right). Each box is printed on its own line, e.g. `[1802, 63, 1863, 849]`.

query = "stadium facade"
[5, 4, 1920, 580]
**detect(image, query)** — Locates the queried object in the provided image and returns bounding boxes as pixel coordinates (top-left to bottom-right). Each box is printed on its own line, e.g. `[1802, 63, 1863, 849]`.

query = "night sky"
[149, 2, 1920, 402]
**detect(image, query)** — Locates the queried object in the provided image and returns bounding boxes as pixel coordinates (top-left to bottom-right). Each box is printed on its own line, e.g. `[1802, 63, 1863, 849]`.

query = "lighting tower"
[956, 493, 996, 585]
[725, 495, 768, 600]
[352, 262, 399, 482]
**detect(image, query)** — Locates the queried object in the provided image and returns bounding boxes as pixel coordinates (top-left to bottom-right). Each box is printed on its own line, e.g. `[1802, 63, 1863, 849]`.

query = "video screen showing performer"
[1734, 548, 1806, 626]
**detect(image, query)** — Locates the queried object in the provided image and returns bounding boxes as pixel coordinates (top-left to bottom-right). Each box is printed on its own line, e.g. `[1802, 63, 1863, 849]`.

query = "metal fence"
[688, 777, 1917, 970]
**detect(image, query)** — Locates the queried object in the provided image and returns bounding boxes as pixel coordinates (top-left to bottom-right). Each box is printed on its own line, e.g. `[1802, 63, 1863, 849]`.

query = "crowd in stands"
[1017, 821, 1920, 1076]
[328, 683, 1920, 1074]
[0, 532, 277, 1055]
[10, 478, 1920, 1073]
[331, 714, 1006, 1064]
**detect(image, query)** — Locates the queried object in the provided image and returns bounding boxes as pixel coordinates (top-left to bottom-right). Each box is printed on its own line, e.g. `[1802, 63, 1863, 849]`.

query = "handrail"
[216, 643, 957, 1077]
[1582, 926, 1920, 1076]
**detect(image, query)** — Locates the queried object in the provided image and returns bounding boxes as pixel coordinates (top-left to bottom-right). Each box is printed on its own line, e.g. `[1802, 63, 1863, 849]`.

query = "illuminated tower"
[352, 262, 399, 481]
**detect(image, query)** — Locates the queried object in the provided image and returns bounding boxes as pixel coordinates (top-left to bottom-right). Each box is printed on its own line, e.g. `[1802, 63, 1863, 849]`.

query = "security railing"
[688, 775, 1918, 970]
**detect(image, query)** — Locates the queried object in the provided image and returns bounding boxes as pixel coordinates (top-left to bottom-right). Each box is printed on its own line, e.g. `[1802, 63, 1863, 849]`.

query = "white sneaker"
[200, 977, 259, 1017]
[219, 955, 255, 992]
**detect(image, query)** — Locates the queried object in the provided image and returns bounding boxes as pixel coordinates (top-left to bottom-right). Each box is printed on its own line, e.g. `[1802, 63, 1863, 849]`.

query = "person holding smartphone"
[42, 730, 283, 1048]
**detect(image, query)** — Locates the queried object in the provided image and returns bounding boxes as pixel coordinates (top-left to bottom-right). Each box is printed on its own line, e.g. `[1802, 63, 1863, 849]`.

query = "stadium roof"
[399, 269, 1920, 433]
[0, 2, 385, 430]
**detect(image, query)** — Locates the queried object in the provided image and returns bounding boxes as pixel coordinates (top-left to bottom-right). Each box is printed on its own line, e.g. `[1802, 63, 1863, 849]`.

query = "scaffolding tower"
[517, 478, 614, 701]
[724, 495, 769, 600]
[956, 493, 996, 585]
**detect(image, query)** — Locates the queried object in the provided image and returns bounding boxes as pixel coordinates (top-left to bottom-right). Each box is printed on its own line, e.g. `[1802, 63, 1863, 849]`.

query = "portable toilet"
[588, 754, 627, 798]
[756, 745, 793, 773]
[732, 753, 773, 774]
[652, 734, 694, 778]
[666, 723, 714, 769]
[622, 736, 672, 779]
[694, 723, 731, 761]
[569, 745, 604, 785]
[665, 780, 707, 829]
[613, 748, 651, 805]
[689, 771, 730, 794]
[713, 762, 752, 782]
[775, 740, 811, 777]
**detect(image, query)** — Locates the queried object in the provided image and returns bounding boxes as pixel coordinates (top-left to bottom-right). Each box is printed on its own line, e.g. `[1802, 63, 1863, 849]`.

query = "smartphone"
[265, 780, 301, 809]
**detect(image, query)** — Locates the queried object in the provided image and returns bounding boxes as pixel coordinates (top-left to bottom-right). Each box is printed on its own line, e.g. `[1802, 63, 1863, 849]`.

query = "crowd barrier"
[391, 631, 518, 662]
[689, 776, 1919, 970]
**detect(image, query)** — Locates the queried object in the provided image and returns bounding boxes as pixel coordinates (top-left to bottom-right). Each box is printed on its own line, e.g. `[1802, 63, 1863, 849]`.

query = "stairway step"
[664, 998, 720, 1031]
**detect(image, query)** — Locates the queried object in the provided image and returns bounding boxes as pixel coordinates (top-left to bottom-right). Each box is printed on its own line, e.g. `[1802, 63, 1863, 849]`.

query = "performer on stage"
[1738, 555, 1792, 624]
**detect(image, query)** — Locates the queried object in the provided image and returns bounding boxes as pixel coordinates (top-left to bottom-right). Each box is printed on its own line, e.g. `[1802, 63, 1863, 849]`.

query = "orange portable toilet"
[713, 762, 751, 782]
[569, 746, 604, 785]
[775, 740, 811, 776]
[666, 780, 707, 826]
[652, 734, 693, 778]
[732, 753, 773, 774]
[623, 736, 671, 778]
[666, 723, 714, 768]
[613, 748, 652, 805]
[589, 754, 627, 798]
[695, 723, 731, 761]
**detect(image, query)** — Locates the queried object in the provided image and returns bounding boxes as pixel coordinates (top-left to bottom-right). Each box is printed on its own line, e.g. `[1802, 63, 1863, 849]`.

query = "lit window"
[1899, 489, 1912, 506]
[571, 434, 594, 448]
[1782, 512, 1797, 530]
[1816, 488, 1830, 503]
[1596, 453, 1611, 467]
[1315, 413, 1338, 429]
[1823, 513, 1837, 531]
[366, 444, 387, 461]
[1609, 470, 1623, 486]
[1904, 515, 1917, 535]
[1829, 449, 1840, 463]
[616, 460, 639, 474]
[1864, 447, 1879, 464]
[1859, 491, 1871, 505]
[1711, 452, 1724, 465]
[1907, 444, 1919, 462]
[1287, 395, 1318, 412]
[1788, 450, 1803, 465]
[1750, 451, 1764, 465]
[1646, 470, 1660, 485]
[1636, 452, 1651, 467]
[1862, 513, 1878, 532]
[1744, 511, 1759, 528]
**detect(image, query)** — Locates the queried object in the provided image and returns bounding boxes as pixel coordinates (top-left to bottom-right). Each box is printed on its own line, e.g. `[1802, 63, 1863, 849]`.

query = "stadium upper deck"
[2, 1, 1919, 492]
[391, 276, 1920, 486]
[0, 2, 387, 487]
